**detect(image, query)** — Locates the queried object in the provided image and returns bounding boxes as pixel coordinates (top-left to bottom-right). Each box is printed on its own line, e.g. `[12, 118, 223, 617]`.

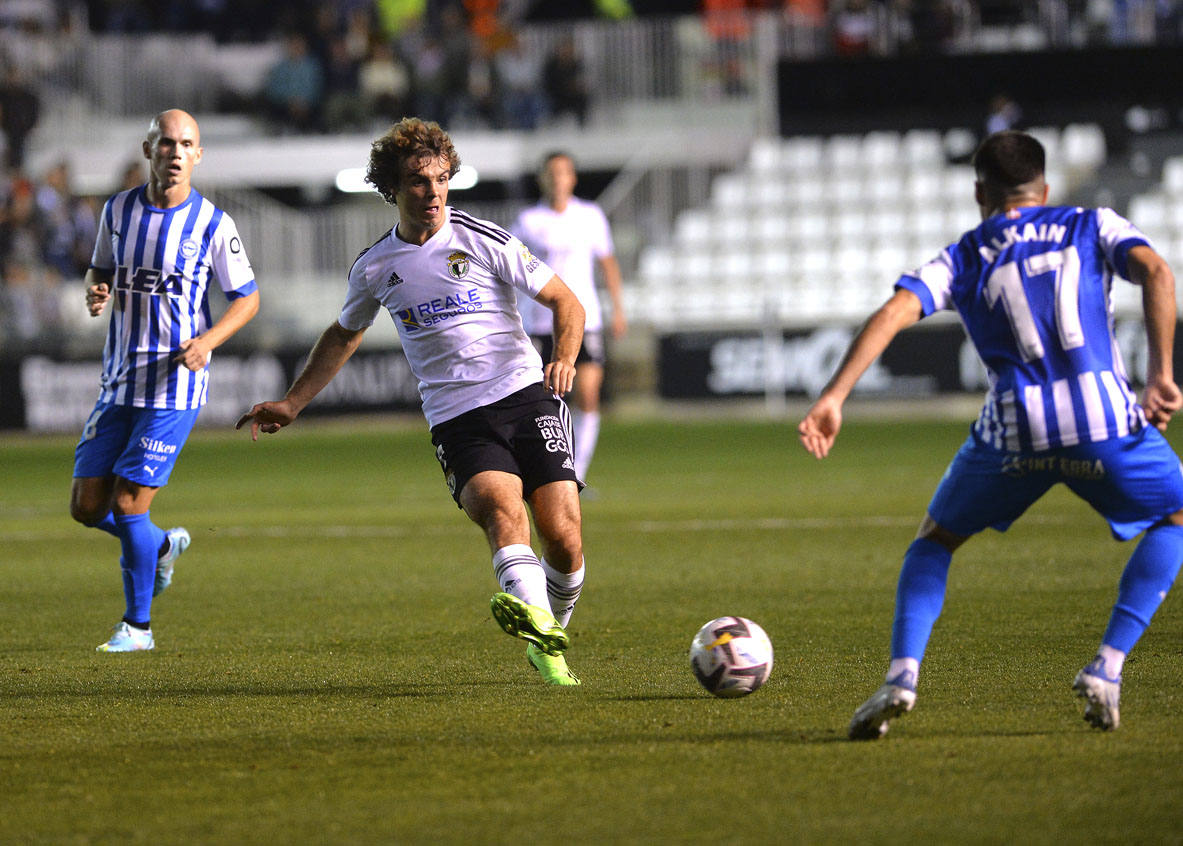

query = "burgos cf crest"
[447, 251, 470, 279]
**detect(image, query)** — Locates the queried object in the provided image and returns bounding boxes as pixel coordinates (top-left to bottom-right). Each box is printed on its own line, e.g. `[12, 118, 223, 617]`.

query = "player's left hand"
[173, 337, 212, 372]
[544, 359, 576, 396]
[798, 395, 843, 459]
[1142, 376, 1182, 431]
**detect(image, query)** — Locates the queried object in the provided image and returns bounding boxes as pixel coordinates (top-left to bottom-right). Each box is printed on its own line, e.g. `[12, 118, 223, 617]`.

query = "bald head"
[148, 109, 200, 146]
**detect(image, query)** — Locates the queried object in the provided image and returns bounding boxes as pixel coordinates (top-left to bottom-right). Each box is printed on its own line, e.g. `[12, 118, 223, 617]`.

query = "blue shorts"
[928, 426, 1183, 541]
[73, 401, 200, 487]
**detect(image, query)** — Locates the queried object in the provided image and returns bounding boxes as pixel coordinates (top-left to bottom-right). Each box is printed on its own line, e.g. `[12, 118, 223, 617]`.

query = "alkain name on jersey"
[978, 222, 1069, 261]
[397, 287, 483, 332]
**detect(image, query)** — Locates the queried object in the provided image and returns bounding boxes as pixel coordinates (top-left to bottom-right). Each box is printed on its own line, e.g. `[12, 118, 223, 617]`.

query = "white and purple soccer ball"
[689, 616, 774, 698]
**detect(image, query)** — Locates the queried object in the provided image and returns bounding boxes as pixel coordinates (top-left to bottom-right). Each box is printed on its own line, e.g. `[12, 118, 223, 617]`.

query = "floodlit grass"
[2, 416, 1181, 844]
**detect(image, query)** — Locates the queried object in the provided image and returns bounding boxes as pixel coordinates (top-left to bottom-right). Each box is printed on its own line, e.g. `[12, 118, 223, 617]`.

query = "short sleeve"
[491, 234, 556, 298]
[90, 197, 115, 271]
[895, 249, 955, 316]
[1096, 207, 1153, 279]
[209, 213, 257, 298]
[338, 260, 381, 331]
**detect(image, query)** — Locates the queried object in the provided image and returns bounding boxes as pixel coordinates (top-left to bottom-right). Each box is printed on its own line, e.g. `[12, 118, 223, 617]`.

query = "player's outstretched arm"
[237, 320, 366, 440]
[1129, 245, 1182, 430]
[535, 275, 585, 396]
[798, 288, 924, 459]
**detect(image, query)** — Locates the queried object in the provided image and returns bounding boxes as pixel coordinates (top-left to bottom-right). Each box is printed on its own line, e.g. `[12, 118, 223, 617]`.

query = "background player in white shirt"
[238, 118, 589, 685]
[799, 131, 1183, 737]
[72, 109, 260, 652]
[513, 151, 626, 483]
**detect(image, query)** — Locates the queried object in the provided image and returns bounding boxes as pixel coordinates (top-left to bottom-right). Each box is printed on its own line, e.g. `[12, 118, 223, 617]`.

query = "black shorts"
[535, 331, 606, 367]
[430, 383, 582, 506]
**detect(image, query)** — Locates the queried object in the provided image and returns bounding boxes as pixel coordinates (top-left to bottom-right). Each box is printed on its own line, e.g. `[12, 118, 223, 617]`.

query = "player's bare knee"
[70, 498, 105, 526]
[69, 480, 109, 525]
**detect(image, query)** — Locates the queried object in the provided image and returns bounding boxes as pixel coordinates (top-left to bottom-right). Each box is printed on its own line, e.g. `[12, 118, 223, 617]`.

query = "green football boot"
[527, 643, 581, 686]
[489, 592, 569, 655]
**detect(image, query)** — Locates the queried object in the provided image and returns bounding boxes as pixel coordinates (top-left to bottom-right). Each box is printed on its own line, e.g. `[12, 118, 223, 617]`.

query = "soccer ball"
[689, 616, 774, 698]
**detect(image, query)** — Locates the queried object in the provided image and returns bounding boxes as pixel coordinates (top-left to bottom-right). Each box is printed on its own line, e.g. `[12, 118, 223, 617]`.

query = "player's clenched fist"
[86, 282, 111, 316]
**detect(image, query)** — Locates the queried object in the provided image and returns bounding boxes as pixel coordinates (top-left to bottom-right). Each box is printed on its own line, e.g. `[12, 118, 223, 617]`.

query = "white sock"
[1098, 644, 1126, 678]
[887, 657, 920, 686]
[541, 555, 585, 628]
[572, 410, 600, 481]
[492, 544, 551, 612]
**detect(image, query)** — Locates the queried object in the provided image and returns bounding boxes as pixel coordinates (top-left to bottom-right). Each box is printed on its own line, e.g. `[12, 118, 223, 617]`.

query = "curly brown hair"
[365, 118, 461, 206]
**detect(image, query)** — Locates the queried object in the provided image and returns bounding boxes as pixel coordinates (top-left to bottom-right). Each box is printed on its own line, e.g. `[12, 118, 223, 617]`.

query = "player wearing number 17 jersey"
[71, 109, 260, 653]
[798, 130, 1183, 737]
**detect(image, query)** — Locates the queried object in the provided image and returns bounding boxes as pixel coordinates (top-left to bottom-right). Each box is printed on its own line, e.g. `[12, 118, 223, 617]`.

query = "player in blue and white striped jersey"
[799, 130, 1183, 736]
[238, 118, 589, 685]
[70, 109, 260, 653]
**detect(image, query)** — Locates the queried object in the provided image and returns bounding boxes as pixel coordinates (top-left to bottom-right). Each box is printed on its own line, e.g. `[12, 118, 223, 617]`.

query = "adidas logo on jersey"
[385, 270, 405, 288]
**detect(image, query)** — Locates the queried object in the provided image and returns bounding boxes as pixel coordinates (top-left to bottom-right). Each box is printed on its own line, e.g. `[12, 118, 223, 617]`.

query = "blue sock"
[113, 512, 165, 626]
[87, 511, 119, 538]
[1102, 523, 1183, 654]
[891, 537, 953, 662]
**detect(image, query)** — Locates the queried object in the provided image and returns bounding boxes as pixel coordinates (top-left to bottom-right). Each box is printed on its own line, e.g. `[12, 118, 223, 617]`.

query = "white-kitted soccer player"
[238, 117, 588, 685]
[512, 151, 626, 484]
[800, 130, 1183, 737]
[72, 108, 260, 652]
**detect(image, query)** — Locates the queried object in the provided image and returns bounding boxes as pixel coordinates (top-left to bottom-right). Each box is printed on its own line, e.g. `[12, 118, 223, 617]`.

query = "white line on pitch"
[4, 514, 1073, 542]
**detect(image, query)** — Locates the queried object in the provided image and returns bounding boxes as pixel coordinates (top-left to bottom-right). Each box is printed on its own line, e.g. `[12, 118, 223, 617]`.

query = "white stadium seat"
[824, 134, 864, 172]
[1062, 123, 1107, 171]
[1162, 157, 1183, 197]
[1128, 194, 1167, 241]
[868, 172, 905, 207]
[748, 137, 784, 174]
[902, 129, 944, 167]
[862, 130, 902, 168]
[785, 211, 829, 245]
[754, 248, 792, 280]
[638, 246, 676, 281]
[711, 174, 745, 209]
[781, 136, 825, 173]
[752, 213, 790, 246]
[675, 209, 713, 246]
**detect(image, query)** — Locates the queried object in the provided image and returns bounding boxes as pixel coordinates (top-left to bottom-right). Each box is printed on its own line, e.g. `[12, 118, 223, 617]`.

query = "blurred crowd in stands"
[0, 154, 122, 350]
[82, 0, 598, 134]
[0, 0, 1181, 349]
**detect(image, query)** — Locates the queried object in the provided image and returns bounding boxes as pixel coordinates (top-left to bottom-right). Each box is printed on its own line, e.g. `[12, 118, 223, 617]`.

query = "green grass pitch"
[3, 415, 1181, 843]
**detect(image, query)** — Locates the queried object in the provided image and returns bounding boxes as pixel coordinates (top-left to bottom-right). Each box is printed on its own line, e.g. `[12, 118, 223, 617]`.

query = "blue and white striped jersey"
[897, 206, 1153, 452]
[90, 186, 257, 410]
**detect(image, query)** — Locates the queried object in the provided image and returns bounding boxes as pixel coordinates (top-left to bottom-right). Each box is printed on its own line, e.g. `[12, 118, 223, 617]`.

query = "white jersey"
[339, 207, 556, 427]
[511, 196, 614, 335]
[90, 186, 257, 410]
